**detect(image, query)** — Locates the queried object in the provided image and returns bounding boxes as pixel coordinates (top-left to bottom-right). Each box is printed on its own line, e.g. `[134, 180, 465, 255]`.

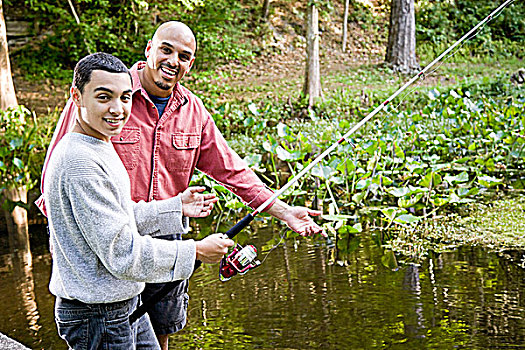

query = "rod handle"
[225, 213, 254, 239]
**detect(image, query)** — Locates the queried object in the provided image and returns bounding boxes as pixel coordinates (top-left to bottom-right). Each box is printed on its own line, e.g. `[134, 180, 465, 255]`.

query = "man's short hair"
[73, 52, 132, 93]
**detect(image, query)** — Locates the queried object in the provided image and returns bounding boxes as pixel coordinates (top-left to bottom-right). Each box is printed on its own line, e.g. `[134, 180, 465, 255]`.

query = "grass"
[188, 49, 523, 167]
[186, 42, 522, 114]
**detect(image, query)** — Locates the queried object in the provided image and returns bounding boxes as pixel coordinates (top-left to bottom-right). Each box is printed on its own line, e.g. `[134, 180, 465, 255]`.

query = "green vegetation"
[0, 106, 53, 208]
[193, 75, 524, 259]
[6, 0, 263, 78]
[8, 0, 523, 79]
[5, 0, 525, 259]
[386, 194, 525, 260]
[417, 0, 525, 45]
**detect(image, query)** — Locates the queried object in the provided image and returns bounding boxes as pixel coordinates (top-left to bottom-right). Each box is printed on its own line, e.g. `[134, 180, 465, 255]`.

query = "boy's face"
[72, 70, 132, 142]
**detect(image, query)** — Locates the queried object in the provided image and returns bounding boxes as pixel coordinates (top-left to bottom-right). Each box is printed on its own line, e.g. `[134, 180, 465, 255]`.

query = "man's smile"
[160, 64, 178, 79]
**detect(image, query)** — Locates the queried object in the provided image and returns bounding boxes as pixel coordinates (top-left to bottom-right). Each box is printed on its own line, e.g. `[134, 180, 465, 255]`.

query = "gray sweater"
[45, 133, 196, 304]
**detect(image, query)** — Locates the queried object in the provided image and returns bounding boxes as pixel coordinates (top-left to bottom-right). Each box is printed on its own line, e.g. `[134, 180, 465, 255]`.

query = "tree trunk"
[0, 0, 17, 110]
[1, 0, 29, 233]
[342, 0, 349, 52]
[385, 0, 419, 74]
[3, 186, 28, 227]
[303, 2, 321, 108]
[262, 0, 271, 20]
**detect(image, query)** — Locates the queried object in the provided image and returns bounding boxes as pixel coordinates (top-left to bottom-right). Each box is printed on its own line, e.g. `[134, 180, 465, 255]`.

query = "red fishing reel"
[219, 243, 261, 282]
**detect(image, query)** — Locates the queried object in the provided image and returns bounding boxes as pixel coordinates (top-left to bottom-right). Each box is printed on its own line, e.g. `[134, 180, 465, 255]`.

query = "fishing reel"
[219, 243, 261, 282]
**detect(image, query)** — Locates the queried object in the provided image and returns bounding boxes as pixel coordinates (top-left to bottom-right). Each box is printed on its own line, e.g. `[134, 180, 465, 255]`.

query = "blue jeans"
[55, 296, 160, 350]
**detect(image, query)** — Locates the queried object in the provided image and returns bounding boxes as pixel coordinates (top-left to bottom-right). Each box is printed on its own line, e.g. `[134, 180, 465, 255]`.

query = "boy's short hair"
[73, 52, 132, 93]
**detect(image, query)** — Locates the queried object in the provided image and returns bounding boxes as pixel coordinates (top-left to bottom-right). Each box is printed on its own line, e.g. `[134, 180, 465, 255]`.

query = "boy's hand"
[195, 233, 234, 263]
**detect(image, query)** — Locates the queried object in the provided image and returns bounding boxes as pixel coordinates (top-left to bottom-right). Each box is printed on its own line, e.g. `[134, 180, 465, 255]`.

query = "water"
[1, 224, 524, 349]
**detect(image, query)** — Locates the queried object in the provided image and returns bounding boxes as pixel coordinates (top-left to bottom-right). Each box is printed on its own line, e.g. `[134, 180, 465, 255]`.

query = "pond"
[0, 223, 524, 349]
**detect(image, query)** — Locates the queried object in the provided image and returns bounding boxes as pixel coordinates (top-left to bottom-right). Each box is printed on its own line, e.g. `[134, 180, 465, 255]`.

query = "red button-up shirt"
[36, 62, 273, 215]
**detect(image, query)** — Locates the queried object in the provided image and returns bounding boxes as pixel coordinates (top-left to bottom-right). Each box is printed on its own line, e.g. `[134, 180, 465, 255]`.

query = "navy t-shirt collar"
[147, 93, 171, 117]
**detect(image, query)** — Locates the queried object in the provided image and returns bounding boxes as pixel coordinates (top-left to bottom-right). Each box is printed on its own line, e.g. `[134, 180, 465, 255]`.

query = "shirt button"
[120, 137, 123, 141]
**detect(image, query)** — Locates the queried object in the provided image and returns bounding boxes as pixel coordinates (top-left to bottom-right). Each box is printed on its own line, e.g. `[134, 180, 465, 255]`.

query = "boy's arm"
[132, 197, 188, 237]
[68, 169, 195, 282]
[133, 186, 217, 237]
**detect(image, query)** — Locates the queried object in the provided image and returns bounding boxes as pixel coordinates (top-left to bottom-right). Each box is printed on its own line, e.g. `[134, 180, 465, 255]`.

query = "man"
[37, 22, 325, 349]
[45, 52, 234, 349]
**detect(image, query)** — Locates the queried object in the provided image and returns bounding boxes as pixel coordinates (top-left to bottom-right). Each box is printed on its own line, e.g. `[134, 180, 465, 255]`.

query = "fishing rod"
[217, 0, 516, 240]
[129, 0, 515, 324]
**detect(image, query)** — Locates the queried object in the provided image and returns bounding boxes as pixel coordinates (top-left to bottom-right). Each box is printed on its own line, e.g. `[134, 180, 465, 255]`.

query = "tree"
[385, 0, 419, 74]
[342, 0, 349, 52]
[0, 0, 16, 110]
[303, 1, 322, 108]
[262, 0, 271, 20]
[1, 0, 30, 234]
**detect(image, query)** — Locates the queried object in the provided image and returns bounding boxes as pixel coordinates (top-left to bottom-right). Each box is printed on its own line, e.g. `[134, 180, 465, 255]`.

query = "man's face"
[72, 70, 132, 142]
[143, 25, 196, 96]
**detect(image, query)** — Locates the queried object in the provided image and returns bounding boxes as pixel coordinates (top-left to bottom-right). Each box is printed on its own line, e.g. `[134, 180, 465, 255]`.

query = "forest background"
[1, 0, 525, 260]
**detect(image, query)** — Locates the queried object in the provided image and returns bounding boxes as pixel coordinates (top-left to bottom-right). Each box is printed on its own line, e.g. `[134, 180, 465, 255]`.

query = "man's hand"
[180, 186, 218, 217]
[195, 233, 234, 263]
[266, 199, 326, 237]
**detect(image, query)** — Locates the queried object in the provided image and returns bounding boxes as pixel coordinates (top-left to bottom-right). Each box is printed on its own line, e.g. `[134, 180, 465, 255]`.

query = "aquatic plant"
[191, 77, 524, 262]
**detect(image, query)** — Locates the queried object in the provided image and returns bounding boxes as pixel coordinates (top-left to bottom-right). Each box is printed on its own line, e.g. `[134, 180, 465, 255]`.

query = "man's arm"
[197, 114, 324, 236]
[266, 199, 326, 237]
[196, 114, 274, 209]
[35, 98, 78, 216]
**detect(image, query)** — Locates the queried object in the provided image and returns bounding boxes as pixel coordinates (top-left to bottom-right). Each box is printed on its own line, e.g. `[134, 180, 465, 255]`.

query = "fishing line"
[259, 227, 288, 265]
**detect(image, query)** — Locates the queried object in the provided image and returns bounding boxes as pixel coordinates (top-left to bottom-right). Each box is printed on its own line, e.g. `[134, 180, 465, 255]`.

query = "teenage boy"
[45, 52, 234, 349]
[38, 22, 326, 349]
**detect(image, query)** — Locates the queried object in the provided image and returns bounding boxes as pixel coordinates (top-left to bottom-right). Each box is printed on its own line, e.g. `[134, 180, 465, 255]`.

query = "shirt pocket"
[111, 127, 141, 171]
[167, 133, 200, 172]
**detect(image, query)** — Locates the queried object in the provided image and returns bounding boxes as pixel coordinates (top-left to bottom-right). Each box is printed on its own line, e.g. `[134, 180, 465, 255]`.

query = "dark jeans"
[141, 279, 189, 335]
[55, 296, 159, 350]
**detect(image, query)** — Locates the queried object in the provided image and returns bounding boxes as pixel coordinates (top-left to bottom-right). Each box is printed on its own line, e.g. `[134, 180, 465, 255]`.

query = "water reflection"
[0, 224, 55, 349]
[171, 227, 525, 349]
[10, 224, 42, 337]
[0, 224, 524, 349]
[402, 264, 426, 341]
